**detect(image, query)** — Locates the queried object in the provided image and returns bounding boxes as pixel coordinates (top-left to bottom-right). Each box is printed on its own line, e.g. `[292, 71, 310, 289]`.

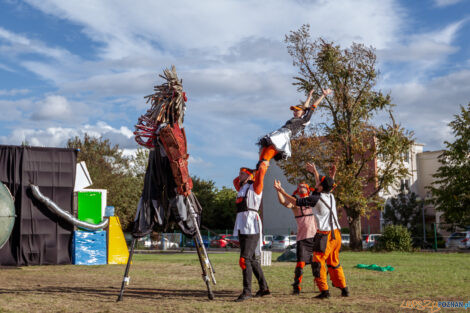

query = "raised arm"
[253, 161, 269, 195]
[273, 180, 297, 206]
[301, 89, 315, 109]
[274, 181, 294, 209]
[306, 162, 320, 185]
[233, 177, 241, 192]
[310, 89, 332, 110]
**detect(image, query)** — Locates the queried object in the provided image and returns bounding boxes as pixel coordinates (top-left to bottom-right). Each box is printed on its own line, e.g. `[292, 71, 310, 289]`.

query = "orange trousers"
[312, 229, 347, 291]
[259, 145, 278, 161]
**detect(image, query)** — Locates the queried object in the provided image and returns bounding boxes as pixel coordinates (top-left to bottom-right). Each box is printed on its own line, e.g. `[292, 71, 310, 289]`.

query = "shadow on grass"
[0, 286, 236, 302]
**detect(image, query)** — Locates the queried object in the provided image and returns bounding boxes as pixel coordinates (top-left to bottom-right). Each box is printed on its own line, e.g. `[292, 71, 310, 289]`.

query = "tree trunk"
[349, 215, 362, 251]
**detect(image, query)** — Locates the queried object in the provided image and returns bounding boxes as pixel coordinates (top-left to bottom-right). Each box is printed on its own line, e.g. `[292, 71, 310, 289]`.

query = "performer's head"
[290, 105, 305, 118]
[239, 167, 255, 185]
[292, 182, 310, 198]
[315, 175, 335, 193]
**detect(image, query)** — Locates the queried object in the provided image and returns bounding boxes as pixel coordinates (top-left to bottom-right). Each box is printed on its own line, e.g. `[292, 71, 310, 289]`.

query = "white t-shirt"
[233, 183, 262, 235]
[313, 193, 340, 232]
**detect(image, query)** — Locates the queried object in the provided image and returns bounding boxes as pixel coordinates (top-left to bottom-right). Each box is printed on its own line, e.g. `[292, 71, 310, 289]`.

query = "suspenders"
[236, 182, 260, 214]
[319, 194, 341, 239]
[294, 206, 314, 219]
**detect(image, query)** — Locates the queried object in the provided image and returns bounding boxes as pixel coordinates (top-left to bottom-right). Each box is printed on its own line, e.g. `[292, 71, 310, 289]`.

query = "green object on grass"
[356, 264, 395, 272]
[78, 191, 102, 225]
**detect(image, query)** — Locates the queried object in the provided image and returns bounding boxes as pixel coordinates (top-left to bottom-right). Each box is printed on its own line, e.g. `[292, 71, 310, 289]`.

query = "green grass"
[0, 251, 469, 312]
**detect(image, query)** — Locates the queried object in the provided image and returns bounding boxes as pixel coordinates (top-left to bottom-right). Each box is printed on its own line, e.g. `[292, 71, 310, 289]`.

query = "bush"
[375, 225, 413, 252]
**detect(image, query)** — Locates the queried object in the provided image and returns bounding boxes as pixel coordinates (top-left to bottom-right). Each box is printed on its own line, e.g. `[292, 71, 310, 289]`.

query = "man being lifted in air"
[257, 89, 332, 166]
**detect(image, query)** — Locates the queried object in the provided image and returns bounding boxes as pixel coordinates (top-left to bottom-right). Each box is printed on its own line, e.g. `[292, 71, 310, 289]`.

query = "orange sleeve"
[233, 177, 241, 191]
[253, 162, 268, 195]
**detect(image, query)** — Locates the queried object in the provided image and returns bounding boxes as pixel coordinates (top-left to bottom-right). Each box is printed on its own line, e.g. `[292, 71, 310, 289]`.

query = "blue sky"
[0, 0, 469, 187]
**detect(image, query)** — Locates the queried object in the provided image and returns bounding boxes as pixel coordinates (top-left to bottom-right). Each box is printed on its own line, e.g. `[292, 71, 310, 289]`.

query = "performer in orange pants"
[274, 162, 349, 299]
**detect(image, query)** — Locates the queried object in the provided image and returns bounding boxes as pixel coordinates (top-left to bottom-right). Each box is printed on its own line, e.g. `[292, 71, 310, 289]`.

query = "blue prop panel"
[105, 206, 115, 217]
[72, 230, 107, 265]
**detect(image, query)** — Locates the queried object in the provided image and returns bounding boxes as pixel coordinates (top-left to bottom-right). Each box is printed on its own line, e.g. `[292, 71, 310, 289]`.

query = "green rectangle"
[78, 191, 102, 224]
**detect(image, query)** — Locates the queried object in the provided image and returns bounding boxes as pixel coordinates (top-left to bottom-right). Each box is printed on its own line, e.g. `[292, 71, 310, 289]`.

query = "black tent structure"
[0, 145, 77, 266]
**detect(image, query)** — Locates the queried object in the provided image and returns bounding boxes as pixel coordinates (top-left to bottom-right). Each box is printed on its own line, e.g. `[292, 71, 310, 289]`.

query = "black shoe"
[292, 289, 300, 295]
[314, 290, 330, 299]
[341, 287, 350, 297]
[254, 289, 271, 297]
[235, 293, 252, 302]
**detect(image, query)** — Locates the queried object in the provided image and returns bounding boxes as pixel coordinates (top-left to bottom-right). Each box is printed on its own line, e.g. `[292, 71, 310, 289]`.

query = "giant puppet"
[117, 66, 216, 301]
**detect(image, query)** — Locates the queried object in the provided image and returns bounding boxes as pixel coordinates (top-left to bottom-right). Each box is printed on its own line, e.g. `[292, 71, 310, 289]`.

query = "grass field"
[0, 251, 469, 313]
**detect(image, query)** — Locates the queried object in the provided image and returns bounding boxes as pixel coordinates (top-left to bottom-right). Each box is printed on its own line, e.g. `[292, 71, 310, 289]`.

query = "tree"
[191, 176, 237, 230]
[130, 148, 149, 180]
[383, 190, 432, 247]
[67, 134, 142, 231]
[383, 191, 423, 228]
[430, 104, 470, 230]
[281, 25, 413, 250]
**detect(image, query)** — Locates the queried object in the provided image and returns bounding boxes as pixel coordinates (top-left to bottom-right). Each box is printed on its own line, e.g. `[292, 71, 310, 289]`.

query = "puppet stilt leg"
[194, 237, 214, 300]
[188, 200, 216, 299]
[117, 237, 137, 302]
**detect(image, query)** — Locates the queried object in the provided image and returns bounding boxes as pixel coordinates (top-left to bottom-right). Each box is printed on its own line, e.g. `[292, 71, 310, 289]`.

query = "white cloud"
[0, 98, 33, 121]
[23, 0, 403, 54]
[0, 121, 137, 148]
[389, 69, 470, 150]
[0, 26, 73, 61]
[434, 0, 464, 7]
[31, 95, 72, 120]
[378, 19, 466, 67]
[0, 88, 30, 96]
[0, 63, 16, 72]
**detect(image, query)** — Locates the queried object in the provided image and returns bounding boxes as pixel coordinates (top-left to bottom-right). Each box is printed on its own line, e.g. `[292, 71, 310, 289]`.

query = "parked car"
[225, 235, 240, 248]
[362, 234, 381, 249]
[210, 235, 230, 248]
[154, 237, 179, 249]
[185, 235, 211, 248]
[341, 234, 350, 247]
[263, 235, 273, 249]
[445, 231, 470, 249]
[271, 235, 297, 250]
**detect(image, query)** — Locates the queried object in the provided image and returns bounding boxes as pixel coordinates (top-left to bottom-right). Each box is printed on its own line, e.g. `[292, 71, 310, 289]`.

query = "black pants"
[239, 233, 268, 294]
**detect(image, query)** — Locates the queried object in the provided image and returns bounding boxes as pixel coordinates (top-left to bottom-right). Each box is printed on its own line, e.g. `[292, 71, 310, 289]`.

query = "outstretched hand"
[306, 162, 317, 174]
[322, 89, 333, 96]
[273, 179, 283, 191]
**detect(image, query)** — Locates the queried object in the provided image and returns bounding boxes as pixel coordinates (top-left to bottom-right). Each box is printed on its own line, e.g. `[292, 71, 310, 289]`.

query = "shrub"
[375, 225, 413, 252]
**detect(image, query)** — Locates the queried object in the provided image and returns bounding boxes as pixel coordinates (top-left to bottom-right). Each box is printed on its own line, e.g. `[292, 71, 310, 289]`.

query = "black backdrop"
[0, 145, 77, 266]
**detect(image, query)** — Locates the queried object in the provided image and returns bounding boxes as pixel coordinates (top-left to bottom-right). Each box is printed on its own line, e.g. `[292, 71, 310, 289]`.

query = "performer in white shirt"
[274, 162, 349, 299]
[233, 161, 271, 302]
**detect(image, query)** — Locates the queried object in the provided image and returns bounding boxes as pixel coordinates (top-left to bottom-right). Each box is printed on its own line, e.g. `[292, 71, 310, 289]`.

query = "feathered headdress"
[134, 66, 187, 148]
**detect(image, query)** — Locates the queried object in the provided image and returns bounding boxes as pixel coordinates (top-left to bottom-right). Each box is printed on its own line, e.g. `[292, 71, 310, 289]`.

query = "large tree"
[430, 104, 470, 230]
[192, 176, 237, 230]
[281, 25, 413, 249]
[67, 134, 143, 231]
